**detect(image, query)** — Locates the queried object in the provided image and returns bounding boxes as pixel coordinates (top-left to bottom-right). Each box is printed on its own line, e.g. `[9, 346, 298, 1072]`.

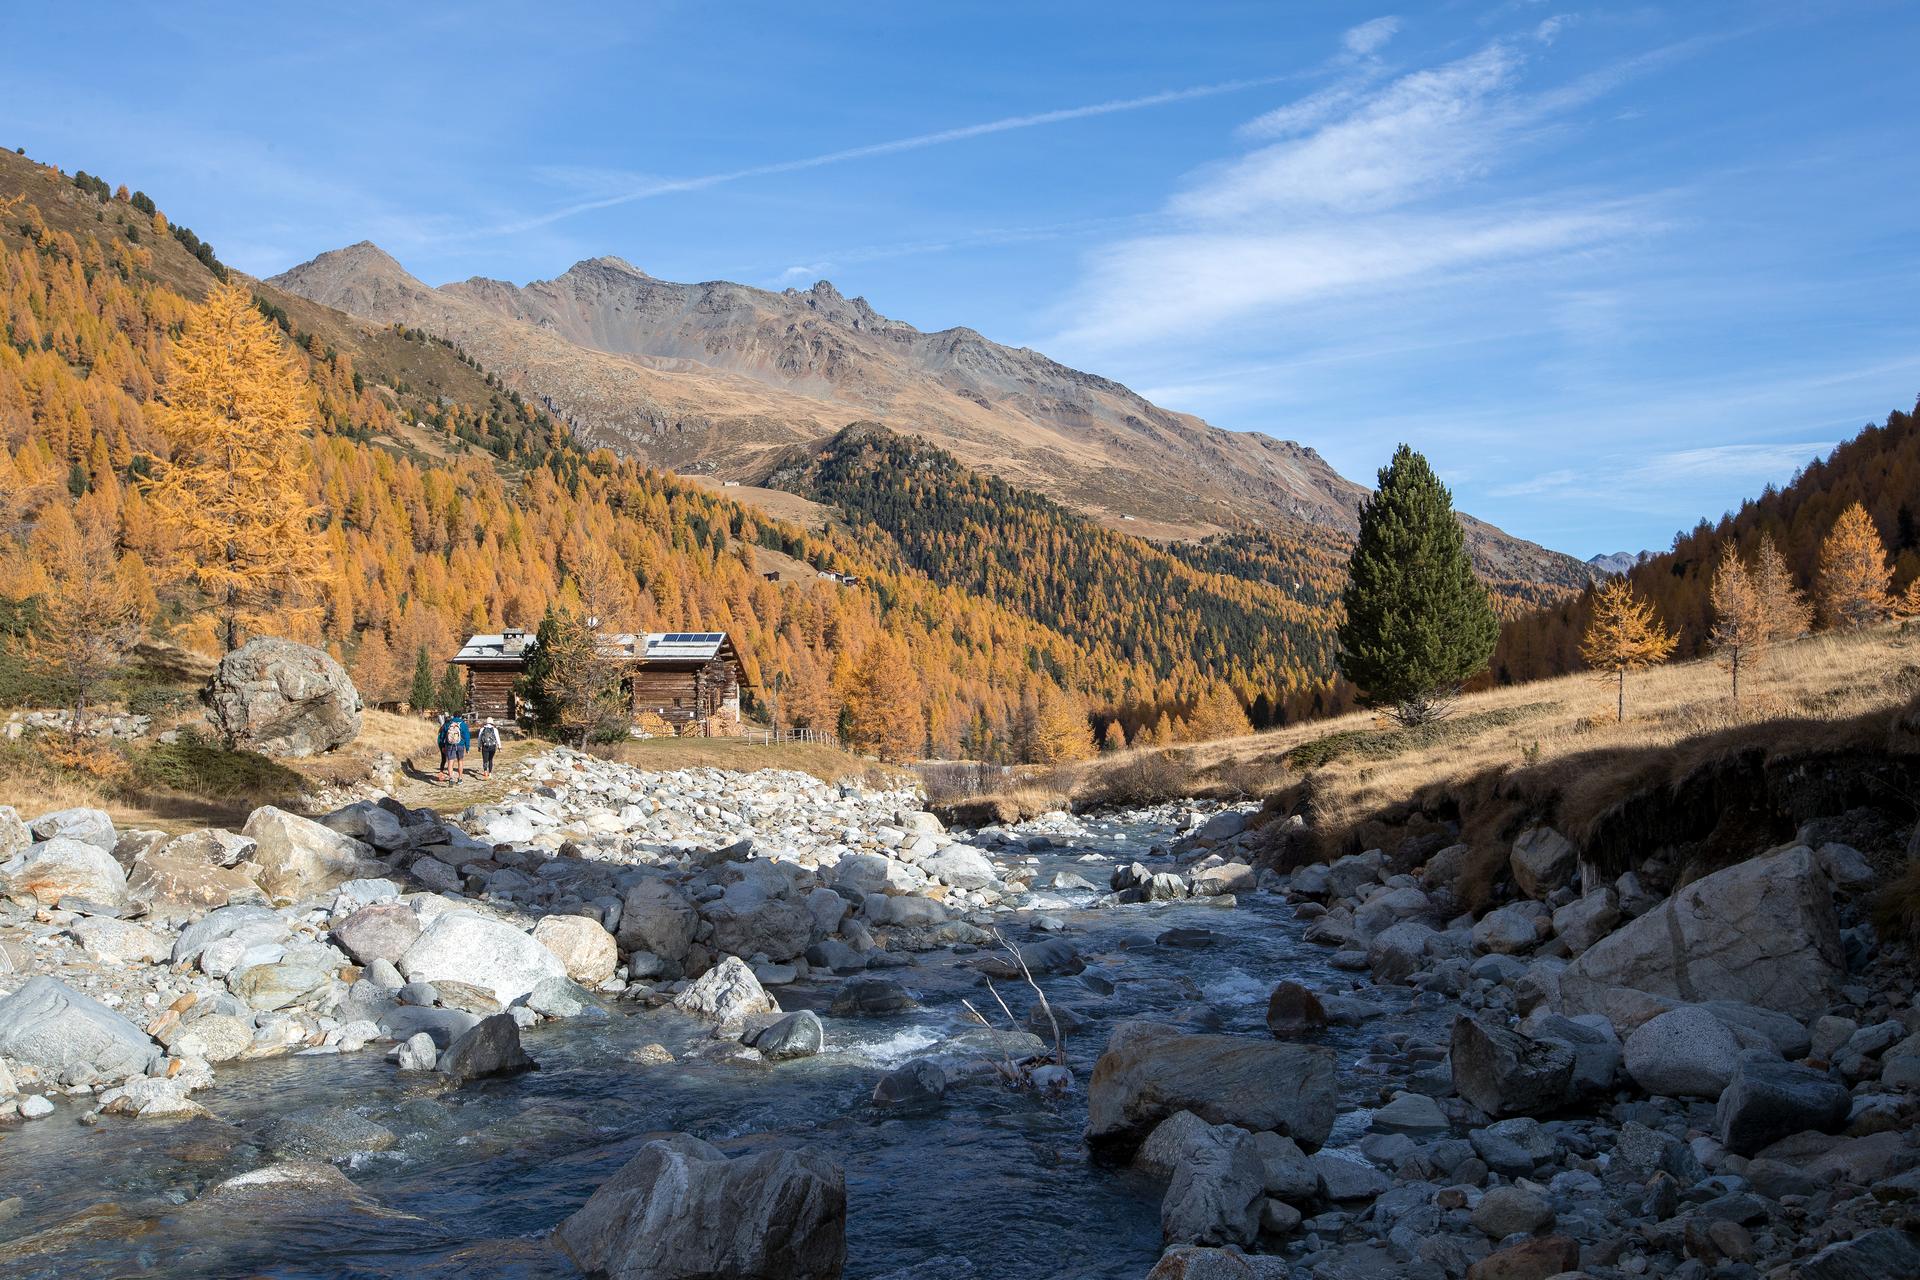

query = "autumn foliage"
[1816, 501, 1893, 629]
[1579, 577, 1677, 721]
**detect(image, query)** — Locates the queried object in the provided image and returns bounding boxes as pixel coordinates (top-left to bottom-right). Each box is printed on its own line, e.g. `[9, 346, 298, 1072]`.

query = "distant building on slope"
[450, 627, 743, 733]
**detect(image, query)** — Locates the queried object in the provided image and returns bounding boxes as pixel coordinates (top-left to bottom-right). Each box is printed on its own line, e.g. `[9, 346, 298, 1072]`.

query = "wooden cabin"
[449, 628, 744, 732]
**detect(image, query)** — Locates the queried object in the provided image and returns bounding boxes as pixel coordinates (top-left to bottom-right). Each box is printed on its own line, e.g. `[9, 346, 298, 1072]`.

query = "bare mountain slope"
[271, 243, 1590, 586]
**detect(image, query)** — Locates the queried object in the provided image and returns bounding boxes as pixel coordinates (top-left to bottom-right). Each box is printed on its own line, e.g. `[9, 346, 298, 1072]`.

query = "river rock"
[0, 805, 27, 858]
[1161, 1122, 1263, 1246]
[262, 1105, 398, 1159]
[1624, 1004, 1773, 1098]
[675, 955, 778, 1025]
[616, 878, 698, 962]
[1147, 1247, 1293, 1279]
[749, 1009, 824, 1060]
[923, 845, 999, 890]
[230, 960, 333, 1011]
[129, 844, 260, 916]
[1472, 904, 1543, 956]
[834, 852, 927, 896]
[1, 836, 128, 908]
[243, 806, 381, 902]
[1550, 888, 1619, 955]
[532, 915, 618, 985]
[1563, 844, 1843, 1018]
[332, 902, 421, 967]
[1471, 1185, 1554, 1238]
[71, 917, 166, 964]
[1450, 1016, 1575, 1117]
[1265, 981, 1327, 1037]
[873, 1058, 947, 1106]
[1714, 1050, 1851, 1155]
[1466, 1234, 1579, 1280]
[1086, 1021, 1338, 1151]
[203, 637, 362, 756]
[396, 1031, 438, 1070]
[830, 978, 915, 1016]
[172, 904, 287, 966]
[438, 1012, 536, 1082]
[1368, 920, 1437, 982]
[399, 911, 567, 1005]
[1517, 1011, 1621, 1094]
[1509, 827, 1576, 900]
[706, 895, 814, 964]
[553, 1134, 846, 1280]
[0, 975, 160, 1085]
[1796, 1228, 1920, 1280]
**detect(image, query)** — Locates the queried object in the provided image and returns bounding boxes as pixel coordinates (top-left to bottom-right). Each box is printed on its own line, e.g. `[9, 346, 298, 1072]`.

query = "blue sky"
[5, 1, 1917, 558]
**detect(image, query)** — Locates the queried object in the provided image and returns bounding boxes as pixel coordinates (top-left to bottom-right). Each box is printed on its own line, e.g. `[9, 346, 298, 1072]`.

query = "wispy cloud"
[1343, 16, 1402, 58]
[481, 75, 1298, 238]
[1055, 23, 1682, 351]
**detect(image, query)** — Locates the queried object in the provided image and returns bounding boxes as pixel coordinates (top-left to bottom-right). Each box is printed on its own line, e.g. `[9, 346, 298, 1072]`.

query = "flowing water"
[0, 820, 1452, 1279]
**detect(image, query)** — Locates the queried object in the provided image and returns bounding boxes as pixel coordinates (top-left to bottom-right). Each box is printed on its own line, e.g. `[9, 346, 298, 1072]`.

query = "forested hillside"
[0, 147, 1321, 763]
[1494, 404, 1920, 683]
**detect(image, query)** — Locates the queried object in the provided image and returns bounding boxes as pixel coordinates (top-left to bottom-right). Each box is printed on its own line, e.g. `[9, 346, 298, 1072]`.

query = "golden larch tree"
[842, 633, 924, 762]
[1816, 502, 1892, 629]
[1708, 543, 1768, 701]
[1186, 682, 1254, 741]
[1579, 577, 1677, 722]
[1751, 533, 1812, 642]
[10, 505, 146, 740]
[1100, 720, 1127, 753]
[1029, 681, 1094, 763]
[149, 281, 325, 651]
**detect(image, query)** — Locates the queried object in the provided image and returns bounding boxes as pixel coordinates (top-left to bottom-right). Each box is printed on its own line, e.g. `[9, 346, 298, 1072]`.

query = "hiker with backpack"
[439, 712, 472, 784]
[478, 718, 501, 779]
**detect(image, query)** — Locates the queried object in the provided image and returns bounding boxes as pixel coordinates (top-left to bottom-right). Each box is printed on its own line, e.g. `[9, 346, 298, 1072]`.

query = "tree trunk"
[1616, 669, 1625, 723]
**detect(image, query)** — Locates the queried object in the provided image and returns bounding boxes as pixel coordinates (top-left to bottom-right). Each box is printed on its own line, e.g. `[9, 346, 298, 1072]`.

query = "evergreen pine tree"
[410, 646, 436, 713]
[435, 663, 467, 714]
[1336, 445, 1497, 723]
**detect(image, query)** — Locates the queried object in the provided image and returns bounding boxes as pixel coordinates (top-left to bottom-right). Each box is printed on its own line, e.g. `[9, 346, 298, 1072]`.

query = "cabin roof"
[452, 630, 737, 667]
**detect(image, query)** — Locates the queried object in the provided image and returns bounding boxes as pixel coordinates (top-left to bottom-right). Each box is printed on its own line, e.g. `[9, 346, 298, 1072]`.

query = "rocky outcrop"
[1, 836, 128, 908]
[1562, 845, 1844, 1018]
[203, 637, 362, 755]
[0, 975, 160, 1085]
[553, 1134, 846, 1280]
[242, 807, 384, 903]
[1086, 1021, 1337, 1151]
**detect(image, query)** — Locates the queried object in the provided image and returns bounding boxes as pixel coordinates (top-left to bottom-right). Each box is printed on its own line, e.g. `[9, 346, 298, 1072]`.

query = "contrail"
[486, 75, 1295, 236]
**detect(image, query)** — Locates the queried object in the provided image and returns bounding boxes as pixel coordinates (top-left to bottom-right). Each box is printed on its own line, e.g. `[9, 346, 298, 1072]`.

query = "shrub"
[1076, 751, 1194, 809]
[129, 732, 304, 803]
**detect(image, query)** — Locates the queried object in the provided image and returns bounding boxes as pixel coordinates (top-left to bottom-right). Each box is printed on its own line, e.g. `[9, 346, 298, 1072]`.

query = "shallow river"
[0, 824, 1450, 1279]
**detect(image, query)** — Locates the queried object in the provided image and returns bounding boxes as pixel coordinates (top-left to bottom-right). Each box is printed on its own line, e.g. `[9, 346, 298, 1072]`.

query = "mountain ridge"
[270, 242, 1594, 589]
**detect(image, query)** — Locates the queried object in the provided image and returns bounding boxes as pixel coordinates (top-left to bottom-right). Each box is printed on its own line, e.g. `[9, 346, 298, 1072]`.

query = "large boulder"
[832, 852, 927, 896]
[553, 1134, 846, 1280]
[203, 637, 362, 756]
[1624, 1005, 1773, 1098]
[617, 878, 698, 961]
[128, 844, 261, 918]
[0, 975, 160, 1085]
[1161, 1122, 1264, 1247]
[242, 807, 383, 903]
[1563, 845, 1843, 1018]
[533, 915, 618, 985]
[0, 835, 128, 908]
[333, 902, 421, 967]
[922, 845, 1000, 890]
[26, 806, 116, 851]
[437, 1013, 537, 1083]
[398, 911, 567, 1005]
[705, 896, 815, 964]
[1450, 1016, 1575, 1118]
[675, 955, 778, 1026]
[1086, 1021, 1338, 1152]
[1509, 827, 1577, 899]
[0, 805, 28, 858]
[1714, 1050, 1850, 1156]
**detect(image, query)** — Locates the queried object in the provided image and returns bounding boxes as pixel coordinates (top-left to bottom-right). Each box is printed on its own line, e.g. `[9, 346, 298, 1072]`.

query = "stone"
[410, 857, 461, 894]
[399, 911, 568, 1005]
[1191, 862, 1256, 896]
[26, 806, 116, 851]
[834, 852, 927, 896]
[0, 805, 27, 859]
[1, 836, 128, 908]
[0, 975, 160, 1085]
[1161, 1123, 1264, 1246]
[1795, 1228, 1920, 1280]
[749, 1010, 824, 1060]
[1472, 905, 1543, 956]
[1713, 1050, 1850, 1155]
[129, 845, 261, 916]
[532, 915, 618, 985]
[1311, 1152, 1388, 1200]
[922, 845, 999, 890]
[71, 917, 166, 964]
[1372, 1091, 1449, 1135]
[1550, 888, 1619, 955]
[1508, 828, 1576, 900]
[674, 955, 778, 1025]
[1450, 1016, 1575, 1117]
[1086, 1021, 1338, 1151]
[18, 1094, 54, 1119]
[616, 878, 698, 961]
[1146, 1247, 1293, 1279]
[1471, 1186, 1554, 1238]
[396, 1031, 438, 1070]
[172, 904, 286, 966]
[262, 1105, 398, 1159]
[1368, 920, 1437, 982]
[1624, 1005, 1772, 1098]
[1259, 1199, 1302, 1236]
[332, 902, 421, 967]
[830, 978, 915, 1016]
[176, 1013, 254, 1063]
[1519, 1012, 1621, 1095]
[706, 896, 815, 964]
[553, 1135, 846, 1280]
[1469, 1117, 1557, 1176]
[1196, 810, 1251, 843]
[437, 1013, 537, 1082]
[1265, 981, 1327, 1037]
[230, 960, 332, 1011]
[203, 637, 362, 756]
[1135, 1110, 1217, 1180]
[1465, 1235, 1579, 1280]
[873, 1059, 947, 1106]
[1250, 1131, 1321, 1202]
[199, 1161, 363, 1211]
[243, 806, 382, 902]
[1563, 844, 1843, 1018]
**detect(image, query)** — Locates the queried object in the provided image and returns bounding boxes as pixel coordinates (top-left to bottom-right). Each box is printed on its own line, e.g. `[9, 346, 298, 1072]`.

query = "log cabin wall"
[465, 668, 519, 721]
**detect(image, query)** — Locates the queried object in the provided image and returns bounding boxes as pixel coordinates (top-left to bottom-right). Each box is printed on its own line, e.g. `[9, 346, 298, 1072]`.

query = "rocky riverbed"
[0, 749, 1916, 1278]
